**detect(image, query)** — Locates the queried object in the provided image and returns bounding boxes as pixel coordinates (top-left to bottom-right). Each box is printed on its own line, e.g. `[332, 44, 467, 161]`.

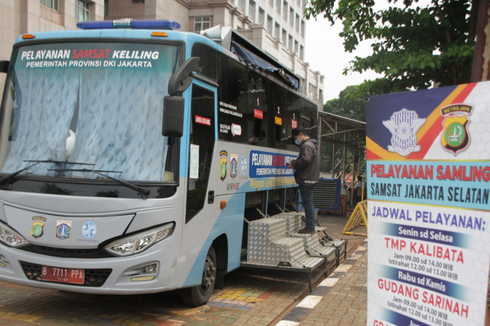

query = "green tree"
[324, 85, 366, 121]
[305, 0, 479, 94]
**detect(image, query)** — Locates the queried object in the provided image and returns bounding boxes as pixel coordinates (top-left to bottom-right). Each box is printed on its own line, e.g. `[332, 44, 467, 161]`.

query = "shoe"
[298, 228, 315, 234]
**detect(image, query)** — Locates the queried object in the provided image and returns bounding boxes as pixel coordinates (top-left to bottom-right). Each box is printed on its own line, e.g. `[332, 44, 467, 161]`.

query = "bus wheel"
[181, 245, 217, 306]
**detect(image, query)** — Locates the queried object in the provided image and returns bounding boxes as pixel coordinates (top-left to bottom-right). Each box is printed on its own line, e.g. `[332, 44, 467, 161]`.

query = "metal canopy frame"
[317, 111, 366, 196]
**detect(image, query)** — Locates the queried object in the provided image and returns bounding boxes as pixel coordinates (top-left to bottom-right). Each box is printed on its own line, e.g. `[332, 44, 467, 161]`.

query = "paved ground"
[276, 241, 368, 326]
[0, 212, 368, 326]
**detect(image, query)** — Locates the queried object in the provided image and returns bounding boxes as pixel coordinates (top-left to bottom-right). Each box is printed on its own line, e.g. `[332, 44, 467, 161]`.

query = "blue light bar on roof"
[77, 19, 181, 30]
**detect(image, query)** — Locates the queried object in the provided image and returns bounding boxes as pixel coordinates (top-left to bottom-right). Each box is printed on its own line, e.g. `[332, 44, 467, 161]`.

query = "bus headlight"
[104, 223, 174, 256]
[0, 223, 29, 247]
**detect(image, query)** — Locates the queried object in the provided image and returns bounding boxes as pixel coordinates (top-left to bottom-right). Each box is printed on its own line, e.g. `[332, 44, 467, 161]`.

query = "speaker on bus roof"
[200, 25, 222, 40]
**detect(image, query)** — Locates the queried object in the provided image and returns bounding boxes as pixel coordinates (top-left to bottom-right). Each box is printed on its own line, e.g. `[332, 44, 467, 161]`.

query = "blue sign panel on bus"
[249, 150, 295, 178]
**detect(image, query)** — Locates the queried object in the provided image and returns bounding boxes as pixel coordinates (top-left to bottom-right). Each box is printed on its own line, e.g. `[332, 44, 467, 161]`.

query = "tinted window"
[217, 53, 316, 150]
[217, 55, 248, 142]
[269, 82, 288, 149]
[186, 85, 215, 222]
[243, 70, 269, 147]
[191, 43, 217, 80]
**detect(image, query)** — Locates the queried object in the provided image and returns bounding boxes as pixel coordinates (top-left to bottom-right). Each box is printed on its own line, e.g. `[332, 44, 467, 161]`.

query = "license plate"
[41, 265, 85, 285]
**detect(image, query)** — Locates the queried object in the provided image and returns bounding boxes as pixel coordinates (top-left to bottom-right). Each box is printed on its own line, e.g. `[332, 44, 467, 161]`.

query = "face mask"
[295, 137, 302, 146]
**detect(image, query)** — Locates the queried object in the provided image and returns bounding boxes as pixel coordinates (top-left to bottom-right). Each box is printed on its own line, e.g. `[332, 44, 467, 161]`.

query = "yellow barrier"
[342, 200, 368, 237]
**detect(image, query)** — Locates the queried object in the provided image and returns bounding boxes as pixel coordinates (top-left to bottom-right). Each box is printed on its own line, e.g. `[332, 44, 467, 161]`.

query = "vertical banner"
[366, 81, 490, 326]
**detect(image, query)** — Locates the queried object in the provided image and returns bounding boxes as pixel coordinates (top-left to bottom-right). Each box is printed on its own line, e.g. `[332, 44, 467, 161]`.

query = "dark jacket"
[291, 138, 319, 185]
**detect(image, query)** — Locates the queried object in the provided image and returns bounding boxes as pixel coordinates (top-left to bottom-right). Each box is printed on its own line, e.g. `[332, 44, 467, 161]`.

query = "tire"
[181, 245, 217, 307]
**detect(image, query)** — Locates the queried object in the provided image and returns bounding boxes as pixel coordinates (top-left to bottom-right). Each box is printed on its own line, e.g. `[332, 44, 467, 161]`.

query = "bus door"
[185, 80, 217, 224]
[180, 79, 223, 298]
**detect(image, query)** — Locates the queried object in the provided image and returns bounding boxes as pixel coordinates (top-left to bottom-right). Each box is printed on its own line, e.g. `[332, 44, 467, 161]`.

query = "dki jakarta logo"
[383, 108, 425, 157]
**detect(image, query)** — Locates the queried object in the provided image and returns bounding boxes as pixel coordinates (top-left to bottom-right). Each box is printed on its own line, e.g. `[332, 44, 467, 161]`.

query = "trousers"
[299, 183, 315, 230]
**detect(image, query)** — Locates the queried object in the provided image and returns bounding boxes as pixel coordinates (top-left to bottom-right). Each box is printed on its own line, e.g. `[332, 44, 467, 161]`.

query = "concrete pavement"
[276, 241, 367, 326]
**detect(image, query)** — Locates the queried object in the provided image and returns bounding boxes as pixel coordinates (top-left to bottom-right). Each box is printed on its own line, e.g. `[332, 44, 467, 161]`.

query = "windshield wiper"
[24, 159, 95, 166]
[0, 160, 95, 187]
[48, 168, 151, 200]
[0, 162, 42, 186]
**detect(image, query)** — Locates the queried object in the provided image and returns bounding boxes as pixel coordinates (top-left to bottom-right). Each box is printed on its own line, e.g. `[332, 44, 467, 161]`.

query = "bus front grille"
[18, 245, 114, 258]
[20, 261, 112, 287]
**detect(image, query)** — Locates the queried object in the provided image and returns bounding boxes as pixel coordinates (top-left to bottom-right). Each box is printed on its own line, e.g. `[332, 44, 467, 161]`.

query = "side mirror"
[162, 96, 184, 137]
[0, 61, 9, 74]
[162, 57, 201, 137]
[168, 57, 200, 95]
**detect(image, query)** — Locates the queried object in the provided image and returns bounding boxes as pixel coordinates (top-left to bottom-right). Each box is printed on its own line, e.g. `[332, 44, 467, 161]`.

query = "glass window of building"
[309, 83, 317, 100]
[194, 16, 211, 33]
[282, 28, 287, 45]
[267, 16, 273, 33]
[300, 45, 304, 60]
[269, 0, 274, 8]
[288, 35, 293, 51]
[250, 1, 256, 21]
[258, 7, 265, 25]
[238, 0, 245, 12]
[289, 8, 294, 27]
[283, 1, 288, 20]
[275, 23, 280, 39]
[40, 0, 59, 11]
[301, 20, 305, 38]
[295, 14, 300, 32]
[276, 0, 281, 14]
[75, 0, 90, 22]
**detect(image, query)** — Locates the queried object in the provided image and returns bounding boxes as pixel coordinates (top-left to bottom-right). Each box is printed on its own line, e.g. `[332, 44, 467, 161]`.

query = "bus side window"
[269, 83, 287, 149]
[297, 96, 318, 140]
[186, 85, 215, 223]
[217, 54, 248, 142]
[245, 70, 268, 147]
[191, 43, 217, 81]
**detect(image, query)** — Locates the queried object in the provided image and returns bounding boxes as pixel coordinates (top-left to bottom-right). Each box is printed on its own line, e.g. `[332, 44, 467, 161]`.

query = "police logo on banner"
[383, 108, 425, 156]
[440, 104, 473, 155]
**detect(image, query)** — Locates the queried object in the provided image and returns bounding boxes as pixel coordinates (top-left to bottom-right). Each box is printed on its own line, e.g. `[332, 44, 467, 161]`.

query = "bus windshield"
[0, 41, 181, 182]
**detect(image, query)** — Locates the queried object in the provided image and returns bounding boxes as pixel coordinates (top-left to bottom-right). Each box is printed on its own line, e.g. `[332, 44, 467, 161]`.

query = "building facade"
[0, 0, 323, 105]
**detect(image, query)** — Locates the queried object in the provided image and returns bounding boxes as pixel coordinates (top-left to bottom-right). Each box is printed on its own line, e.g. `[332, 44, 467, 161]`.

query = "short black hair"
[292, 127, 307, 137]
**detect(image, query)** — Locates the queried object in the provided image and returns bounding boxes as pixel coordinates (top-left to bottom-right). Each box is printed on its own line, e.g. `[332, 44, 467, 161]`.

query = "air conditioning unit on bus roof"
[200, 25, 222, 40]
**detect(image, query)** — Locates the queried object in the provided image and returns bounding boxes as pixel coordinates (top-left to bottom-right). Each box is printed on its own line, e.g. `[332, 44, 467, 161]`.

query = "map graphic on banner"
[366, 81, 490, 326]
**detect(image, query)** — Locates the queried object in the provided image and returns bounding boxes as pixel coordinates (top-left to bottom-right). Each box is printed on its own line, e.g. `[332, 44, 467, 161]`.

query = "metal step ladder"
[246, 217, 322, 268]
[246, 212, 338, 267]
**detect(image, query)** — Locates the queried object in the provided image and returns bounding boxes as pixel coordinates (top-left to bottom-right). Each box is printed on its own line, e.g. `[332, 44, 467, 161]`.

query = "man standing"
[287, 128, 319, 234]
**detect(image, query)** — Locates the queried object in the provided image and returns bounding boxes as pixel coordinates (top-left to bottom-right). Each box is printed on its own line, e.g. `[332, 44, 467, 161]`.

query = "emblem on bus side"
[31, 216, 46, 239]
[382, 108, 425, 156]
[220, 150, 228, 181]
[81, 221, 97, 239]
[440, 104, 473, 155]
[241, 155, 247, 175]
[230, 154, 238, 180]
[56, 220, 72, 240]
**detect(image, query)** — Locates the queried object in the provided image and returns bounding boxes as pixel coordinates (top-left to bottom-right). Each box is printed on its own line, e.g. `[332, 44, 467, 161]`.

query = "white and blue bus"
[0, 19, 318, 306]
